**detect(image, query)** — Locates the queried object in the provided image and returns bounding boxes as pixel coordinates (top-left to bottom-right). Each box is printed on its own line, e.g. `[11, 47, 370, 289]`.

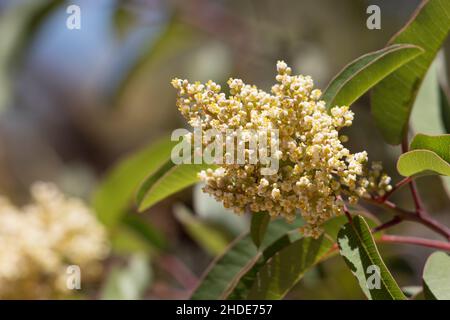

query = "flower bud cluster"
[172, 61, 391, 238]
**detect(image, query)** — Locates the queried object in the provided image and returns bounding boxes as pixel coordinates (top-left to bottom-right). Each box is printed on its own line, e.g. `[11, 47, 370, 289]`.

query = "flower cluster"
[172, 61, 391, 238]
[0, 182, 109, 299]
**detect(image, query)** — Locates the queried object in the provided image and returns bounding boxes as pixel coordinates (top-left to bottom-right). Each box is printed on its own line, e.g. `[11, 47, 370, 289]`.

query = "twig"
[409, 180, 425, 214]
[328, 234, 450, 254]
[339, 196, 353, 223]
[372, 216, 403, 233]
[379, 176, 412, 201]
[363, 197, 450, 240]
[380, 234, 450, 252]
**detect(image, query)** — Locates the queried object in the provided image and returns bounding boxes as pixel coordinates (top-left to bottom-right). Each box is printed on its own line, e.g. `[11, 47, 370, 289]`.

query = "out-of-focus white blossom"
[172, 61, 391, 238]
[0, 182, 109, 299]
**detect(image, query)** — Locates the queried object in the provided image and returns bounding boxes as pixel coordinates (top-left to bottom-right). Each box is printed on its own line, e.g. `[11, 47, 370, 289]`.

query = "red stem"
[364, 197, 450, 240]
[380, 176, 412, 201]
[380, 235, 450, 252]
[372, 216, 402, 233]
[329, 235, 450, 253]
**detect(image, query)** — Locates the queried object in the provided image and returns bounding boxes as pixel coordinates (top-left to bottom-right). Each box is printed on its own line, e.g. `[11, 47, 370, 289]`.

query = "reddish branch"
[359, 134, 450, 243]
[329, 234, 450, 253]
[380, 235, 450, 252]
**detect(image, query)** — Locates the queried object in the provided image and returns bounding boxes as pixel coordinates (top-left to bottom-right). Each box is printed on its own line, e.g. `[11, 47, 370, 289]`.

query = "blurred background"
[0, 0, 449, 299]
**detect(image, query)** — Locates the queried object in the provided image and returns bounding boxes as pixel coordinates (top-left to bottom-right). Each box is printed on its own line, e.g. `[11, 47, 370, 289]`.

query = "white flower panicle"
[172, 61, 391, 238]
[0, 182, 109, 299]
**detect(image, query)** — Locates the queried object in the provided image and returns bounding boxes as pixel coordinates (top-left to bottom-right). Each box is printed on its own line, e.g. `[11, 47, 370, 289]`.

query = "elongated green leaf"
[323, 44, 423, 109]
[227, 230, 303, 300]
[137, 161, 213, 212]
[123, 214, 167, 251]
[93, 138, 175, 226]
[411, 57, 447, 135]
[423, 251, 450, 300]
[173, 204, 228, 257]
[410, 55, 450, 198]
[228, 216, 347, 300]
[410, 133, 450, 163]
[398, 150, 450, 177]
[372, 0, 450, 145]
[247, 235, 334, 299]
[337, 215, 407, 300]
[190, 218, 303, 300]
[250, 212, 271, 248]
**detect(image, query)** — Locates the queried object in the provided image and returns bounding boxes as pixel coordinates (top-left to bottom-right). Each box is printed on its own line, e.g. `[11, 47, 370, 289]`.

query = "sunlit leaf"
[137, 161, 213, 212]
[93, 138, 175, 226]
[410, 57, 447, 135]
[410, 133, 450, 163]
[423, 251, 450, 300]
[372, 0, 450, 145]
[323, 44, 423, 109]
[398, 149, 450, 177]
[397, 134, 450, 178]
[408, 133, 450, 194]
[337, 215, 407, 300]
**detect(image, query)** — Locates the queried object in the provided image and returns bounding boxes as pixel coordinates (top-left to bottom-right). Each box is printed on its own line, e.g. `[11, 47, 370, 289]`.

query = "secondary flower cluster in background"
[0, 182, 109, 299]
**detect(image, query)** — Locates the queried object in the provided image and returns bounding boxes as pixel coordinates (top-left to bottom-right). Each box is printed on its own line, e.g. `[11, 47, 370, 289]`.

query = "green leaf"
[92, 138, 175, 227]
[323, 44, 423, 109]
[406, 134, 450, 193]
[137, 161, 213, 212]
[250, 212, 271, 248]
[173, 204, 229, 257]
[411, 57, 448, 135]
[337, 215, 407, 300]
[122, 214, 167, 251]
[227, 230, 304, 300]
[409, 55, 450, 198]
[246, 235, 334, 299]
[410, 133, 450, 163]
[101, 254, 152, 300]
[190, 218, 303, 300]
[397, 150, 450, 177]
[238, 216, 346, 300]
[372, 0, 450, 145]
[423, 251, 450, 300]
